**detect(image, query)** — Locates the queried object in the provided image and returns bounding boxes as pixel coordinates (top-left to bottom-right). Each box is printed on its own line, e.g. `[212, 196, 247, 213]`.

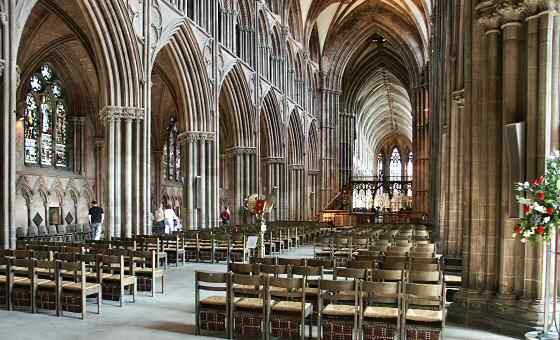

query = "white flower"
[544, 216, 551, 224]
[534, 203, 547, 213]
[516, 196, 533, 205]
[512, 232, 518, 238]
[521, 238, 527, 243]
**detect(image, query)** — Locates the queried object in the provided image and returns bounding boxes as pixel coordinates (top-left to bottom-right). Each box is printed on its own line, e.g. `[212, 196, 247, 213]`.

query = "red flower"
[536, 226, 546, 234]
[547, 207, 554, 216]
[536, 192, 545, 201]
[514, 225, 523, 234]
[523, 204, 532, 214]
[534, 176, 545, 186]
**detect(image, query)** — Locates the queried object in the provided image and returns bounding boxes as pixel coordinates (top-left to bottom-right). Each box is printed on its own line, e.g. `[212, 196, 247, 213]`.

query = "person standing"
[163, 204, 178, 234]
[155, 204, 165, 233]
[220, 206, 231, 226]
[88, 200, 104, 240]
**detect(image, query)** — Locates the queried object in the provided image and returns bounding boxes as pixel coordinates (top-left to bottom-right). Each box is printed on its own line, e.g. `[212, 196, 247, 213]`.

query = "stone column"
[94, 138, 104, 203]
[123, 117, 133, 238]
[71, 115, 87, 176]
[103, 111, 116, 240]
[199, 137, 206, 229]
[496, 1, 527, 303]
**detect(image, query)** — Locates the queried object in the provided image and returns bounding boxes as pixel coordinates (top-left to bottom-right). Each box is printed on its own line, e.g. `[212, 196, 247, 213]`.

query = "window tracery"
[24, 63, 69, 168]
[163, 118, 182, 182]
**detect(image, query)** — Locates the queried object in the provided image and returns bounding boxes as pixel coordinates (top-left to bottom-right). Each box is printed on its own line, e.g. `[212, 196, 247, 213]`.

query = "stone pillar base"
[449, 289, 545, 338]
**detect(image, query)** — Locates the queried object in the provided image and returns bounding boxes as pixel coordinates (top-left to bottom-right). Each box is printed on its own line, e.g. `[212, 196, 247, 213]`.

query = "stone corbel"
[452, 89, 465, 107]
[497, 1, 528, 23]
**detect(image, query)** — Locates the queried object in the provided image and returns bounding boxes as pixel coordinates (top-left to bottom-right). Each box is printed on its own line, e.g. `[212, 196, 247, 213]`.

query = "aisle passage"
[0, 246, 514, 340]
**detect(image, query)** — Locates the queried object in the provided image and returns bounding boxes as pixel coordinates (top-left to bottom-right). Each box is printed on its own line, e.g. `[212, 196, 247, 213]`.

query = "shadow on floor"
[144, 321, 197, 335]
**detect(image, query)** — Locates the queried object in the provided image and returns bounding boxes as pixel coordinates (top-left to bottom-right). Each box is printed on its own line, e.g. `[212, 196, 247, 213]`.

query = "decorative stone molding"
[262, 156, 285, 164]
[100, 106, 144, 121]
[0, 11, 7, 25]
[289, 164, 305, 170]
[225, 146, 257, 155]
[181, 131, 215, 142]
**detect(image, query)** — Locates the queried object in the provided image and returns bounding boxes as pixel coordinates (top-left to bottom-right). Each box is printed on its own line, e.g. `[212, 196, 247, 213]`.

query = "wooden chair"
[402, 283, 445, 339]
[10, 258, 46, 313]
[137, 236, 167, 269]
[231, 273, 267, 338]
[278, 258, 305, 267]
[259, 264, 288, 279]
[230, 233, 248, 263]
[266, 277, 313, 340]
[291, 265, 323, 322]
[307, 259, 335, 279]
[360, 281, 401, 340]
[408, 270, 443, 284]
[133, 250, 164, 297]
[100, 255, 136, 307]
[183, 230, 199, 261]
[195, 271, 233, 337]
[374, 269, 405, 283]
[34, 260, 58, 314]
[197, 232, 214, 262]
[162, 234, 186, 267]
[318, 279, 360, 340]
[58, 260, 102, 319]
[213, 233, 231, 263]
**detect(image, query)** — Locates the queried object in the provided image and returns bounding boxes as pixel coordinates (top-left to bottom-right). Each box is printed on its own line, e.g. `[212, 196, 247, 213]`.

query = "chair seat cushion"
[235, 297, 267, 309]
[104, 274, 135, 285]
[364, 306, 399, 319]
[200, 296, 241, 306]
[14, 278, 51, 286]
[444, 274, 462, 284]
[135, 268, 163, 275]
[322, 304, 357, 316]
[406, 309, 443, 322]
[63, 282, 101, 291]
[272, 301, 313, 314]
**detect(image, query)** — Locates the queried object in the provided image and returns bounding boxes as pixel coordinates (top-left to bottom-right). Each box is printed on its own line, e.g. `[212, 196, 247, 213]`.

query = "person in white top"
[155, 204, 165, 233]
[163, 204, 178, 234]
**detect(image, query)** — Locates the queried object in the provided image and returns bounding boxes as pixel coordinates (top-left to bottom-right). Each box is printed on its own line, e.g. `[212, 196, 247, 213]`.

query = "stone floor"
[0, 246, 520, 340]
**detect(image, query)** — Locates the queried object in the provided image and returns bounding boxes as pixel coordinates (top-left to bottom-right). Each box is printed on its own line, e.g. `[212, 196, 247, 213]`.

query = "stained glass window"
[163, 118, 181, 182]
[389, 147, 402, 179]
[24, 63, 69, 168]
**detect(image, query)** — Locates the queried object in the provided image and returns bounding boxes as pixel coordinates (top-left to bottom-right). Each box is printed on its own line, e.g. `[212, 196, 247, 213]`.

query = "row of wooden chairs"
[195, 269, 445, 340]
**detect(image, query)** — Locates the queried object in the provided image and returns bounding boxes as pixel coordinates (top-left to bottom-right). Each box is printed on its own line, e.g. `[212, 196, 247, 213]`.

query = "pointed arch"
[219, 64, 255, 148]
[260, 90, 284, 158]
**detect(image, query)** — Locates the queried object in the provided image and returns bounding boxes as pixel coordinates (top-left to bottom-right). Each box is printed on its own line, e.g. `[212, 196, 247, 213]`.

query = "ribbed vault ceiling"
[296, 0, 430, 175]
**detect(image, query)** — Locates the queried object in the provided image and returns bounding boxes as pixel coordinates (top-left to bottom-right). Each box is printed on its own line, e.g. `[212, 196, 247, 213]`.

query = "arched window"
[163, 119, 181, 182]
[24, 63, 69, 168]
[389, 147, 402, 179]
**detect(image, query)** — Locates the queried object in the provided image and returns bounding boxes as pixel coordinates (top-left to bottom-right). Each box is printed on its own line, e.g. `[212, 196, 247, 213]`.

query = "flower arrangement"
[242, 194, 273, 223]
[514, 154, 560, 242]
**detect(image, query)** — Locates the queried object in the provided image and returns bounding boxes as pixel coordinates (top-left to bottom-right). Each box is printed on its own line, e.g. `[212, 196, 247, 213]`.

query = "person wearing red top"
[220, 207, 231, 226]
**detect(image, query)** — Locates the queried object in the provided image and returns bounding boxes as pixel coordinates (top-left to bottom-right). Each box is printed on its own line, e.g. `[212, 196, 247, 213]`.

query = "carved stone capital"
[100, 106, 144, 121]
[183, 131, 215, 143]
[289, 164, 305, 170]
[227, 146, 256, 155]
[262, 156, 285, 164]
[497, 1, 529, 23]
[69, 115, 88, 125]
[478, 13, 502, 31]
[0, 59, 5, 77]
